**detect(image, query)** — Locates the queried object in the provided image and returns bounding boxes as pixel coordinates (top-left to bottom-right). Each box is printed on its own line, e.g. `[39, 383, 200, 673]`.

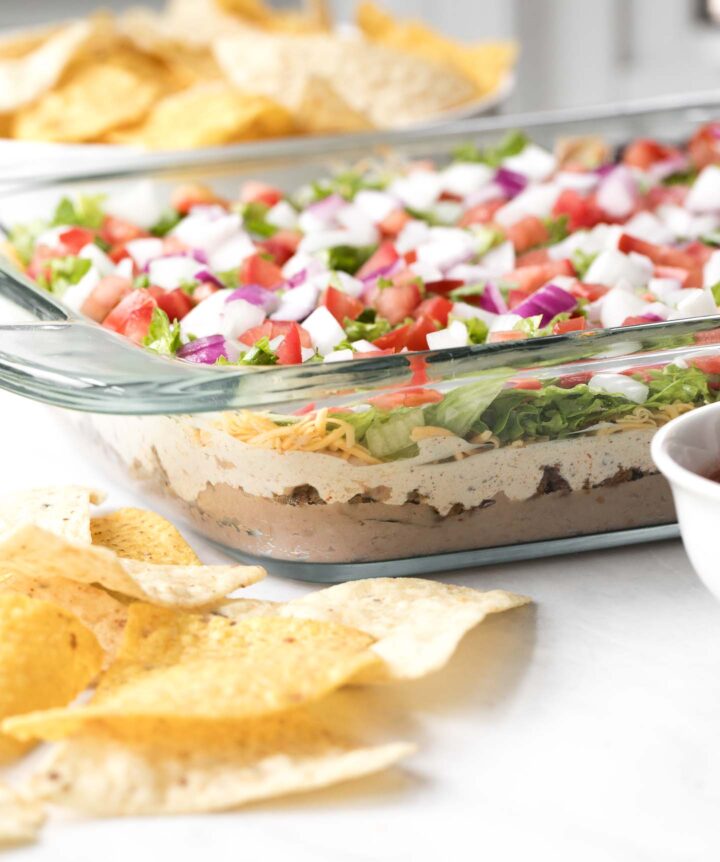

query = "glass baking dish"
[4, 92, 720, 581]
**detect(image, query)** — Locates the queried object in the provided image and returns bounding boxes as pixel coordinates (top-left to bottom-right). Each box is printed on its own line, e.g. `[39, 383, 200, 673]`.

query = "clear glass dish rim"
[3, 90, 720, 415]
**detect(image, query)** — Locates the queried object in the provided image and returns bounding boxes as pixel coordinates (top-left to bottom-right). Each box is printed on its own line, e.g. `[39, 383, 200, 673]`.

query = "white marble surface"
[1, 390, 720, 862]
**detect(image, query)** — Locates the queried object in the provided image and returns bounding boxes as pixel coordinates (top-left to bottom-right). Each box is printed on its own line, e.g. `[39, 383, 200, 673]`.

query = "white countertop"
[2, 390, 720, 862]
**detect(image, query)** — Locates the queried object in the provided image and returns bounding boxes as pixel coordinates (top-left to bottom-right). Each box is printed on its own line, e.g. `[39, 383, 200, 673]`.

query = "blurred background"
[6, 0, 720, 112]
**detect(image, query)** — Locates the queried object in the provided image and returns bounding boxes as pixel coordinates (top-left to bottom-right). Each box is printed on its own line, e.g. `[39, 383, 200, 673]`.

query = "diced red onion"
[287, 268, 308, 288]
[635, 313, 664, 323]
[177, 334, 233, 364]
[194, 269, 226, 290]
[477, 281, 508, 315]
[648, 154, 690, 182]
[305, 193, 345, 221]
[596, 166, 638, 219]
[513, 283, 577, 325]
[226, 284, 279, 312]
[594, 163, 615, 178]
[494, 168, 527, 199]
[360, 258, 402, 285]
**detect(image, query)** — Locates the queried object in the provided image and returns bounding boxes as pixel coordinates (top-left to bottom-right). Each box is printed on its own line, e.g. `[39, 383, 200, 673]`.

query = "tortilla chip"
[278, 579, 531, 683]
[214, 30, 476, 127]
[295, 76, 373, 134]
[0, 485, 102, 545]
[4, 604, 380, 742]
[13, 45, 169, 142]
[0, 575, 127, 662]
[129, 82, 295, 150]
[28, 710, 412, 815]
[0, 20, 91, 113]
[0, 593, 103, 762]
[356, 1, 516, 96]
[91, 508, 201, 566]
[210, 597, 283, 619]
[0, 524, 265, 607]
[0, 782, 44, 847]
[0, 24, 61, 61]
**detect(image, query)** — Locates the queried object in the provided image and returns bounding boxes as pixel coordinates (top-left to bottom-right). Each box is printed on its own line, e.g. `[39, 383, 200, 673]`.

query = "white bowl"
[652, 401, 720, 599]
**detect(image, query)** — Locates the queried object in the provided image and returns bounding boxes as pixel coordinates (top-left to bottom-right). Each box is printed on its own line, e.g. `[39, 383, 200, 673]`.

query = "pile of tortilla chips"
[0, 485, 529, 843]
[0, 0, 516, 149]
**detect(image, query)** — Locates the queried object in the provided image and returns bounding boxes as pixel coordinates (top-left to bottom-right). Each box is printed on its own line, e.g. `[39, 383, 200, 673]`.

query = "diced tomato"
[620, 363, 665, 381]
[171, 183, 228, 215]
[695, 329, 720, 344]
[618, 234, 699, 273]
[552, 189, 604, 231]
[556, 371, 593, 388]
[154, 287, 193, 322]
[691, 356, 720, 375]
[508, 288, 527, 309]
[379, 209, 411, 237]
[240, 253, 285, 289]
[372, 324, 411, 352]
[276, 322, 303, 365]
[372, 281, 422, 325]
[100, 216, 148, 246]
[192, 282, 221, 305]
[256, 230, 301, 266]
[403, 249, 418, 265]
[58, 227, 96, 255]
[689, 122, 720, 169]
[459, 199, 505, 227]
[353, 348, 395, 358]
[409, 354, 429, 386]
[242, 320, 312, 349]
[239, 181, 283, 208]
[368, 387, 443, 410]
[356, 241, 399, 280]
[322, 286, 364, 324]
[108, 243, 131, 265]
[26, 245, 58, 281]
[423, 278, 464, 296]
[622, 316, 652, 327]
[504, 259, 575, 295]
[161, 236, 188, 256]
[569, 281, 609, 302]
[414, 296, 453, 327]
[553, 317, 587, 334]
[102, 289, 157, 344]
[682, 241, 713, 265]
[406, 314, 439, 351]
[487, 330, 526, 343]
[81, 276, 133, 322]
[293, 402, 316, 415]
[511, 378, 542, 390]
[644, 184, 687, 210]
[622, 139, 680, 170]
[516, 248, 551, 267]
[506, 216, 550, 254]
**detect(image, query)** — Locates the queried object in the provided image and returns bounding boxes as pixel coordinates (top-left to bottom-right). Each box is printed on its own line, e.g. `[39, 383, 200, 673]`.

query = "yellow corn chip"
[0, 782, 44, 847]
[295, 75, 373, 134]
[273, 579, 530, 683]
[0, 524, 264, 607]
[357, 1, 516, 96]
[0, 20, 91, 113]
[0, 574, 127, 662]
[4, 604, 379, 742]
[13, 47, 168, 142]
[132, 82, 295, 150]
[91, 508, 201, 566]
[210, 597, 282, 619]
[28, 710, 412, 815]
[0, 593, 103, 762]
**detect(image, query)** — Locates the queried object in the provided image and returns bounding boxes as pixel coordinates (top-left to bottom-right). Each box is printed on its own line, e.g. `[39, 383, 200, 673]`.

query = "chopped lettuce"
[303, 169, 388, 205]
[51, 194, 105, 229]
[143, 307, 183, 356]
[150, 209, 182, 237]
[571, 249, 598, 280]
[464, 317, 489, 344]
[644, 363, 713, 406]
[239, 336, 278, 366]
[343, 310, 391, 343]
[240, 201, 278, 238]
[326, 245, 374, 275]
[425, 370, 512, 437]
[452, 130, 529, 168]
[710, 282, 720, 305]
[364, 407, 425, 460]
[37, 256, 91, 296]
[544, 214, 570, 245]
[7, 220, 47, 265]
